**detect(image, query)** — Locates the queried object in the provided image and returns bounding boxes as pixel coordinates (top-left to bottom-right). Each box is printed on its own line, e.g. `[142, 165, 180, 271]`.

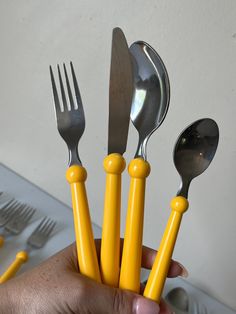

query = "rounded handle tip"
[128, 158, 150, 178]
[66, 165, 87, 183]
[16, 251, 28, 263]
[103, 153, 126, 174]
[170, 196, 189, 213]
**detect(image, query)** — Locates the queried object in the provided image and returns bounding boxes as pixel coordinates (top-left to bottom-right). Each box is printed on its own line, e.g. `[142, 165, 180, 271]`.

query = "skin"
[0, 240, 187, 314]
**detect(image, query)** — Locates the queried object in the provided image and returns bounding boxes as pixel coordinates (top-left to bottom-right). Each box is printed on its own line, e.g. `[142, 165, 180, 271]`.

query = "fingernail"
[133, 296, 160, 314]
[177, 262, 189, 277]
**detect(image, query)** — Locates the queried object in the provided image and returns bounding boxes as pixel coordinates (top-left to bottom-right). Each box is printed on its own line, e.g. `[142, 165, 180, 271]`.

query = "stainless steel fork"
[0, 203, 36, 247]
[0, 200, 23, 247]
[0, 192, 14, 208]
[50, 62, 101, 282]
[0, 200, 21, 227]
[0, 217, 56, 283]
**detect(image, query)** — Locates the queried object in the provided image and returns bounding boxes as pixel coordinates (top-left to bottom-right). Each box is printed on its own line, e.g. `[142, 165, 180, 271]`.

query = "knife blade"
[108, 27, 133, 155]
[100, 27, 133, 287]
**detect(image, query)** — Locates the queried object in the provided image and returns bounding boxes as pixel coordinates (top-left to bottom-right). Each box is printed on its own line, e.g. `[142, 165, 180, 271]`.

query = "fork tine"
[50, 66, 62, 116]
[2, 200, 23, 217]
[23, 207, 36, 222]
[39, 217, 51, 233]
[42, 219, 54, 234]
[32, 217, 47, 234]
[58, 64, 69, 111]
[46, 221, 56, 236]
[70, 62, 83, 110]
[18, 206, 34, 221]
[0, 199, 17, 212]
[63, 63, 75, 110]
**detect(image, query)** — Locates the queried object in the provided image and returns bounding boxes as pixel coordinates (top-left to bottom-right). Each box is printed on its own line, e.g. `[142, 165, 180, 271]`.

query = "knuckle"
[112, 289, 127, 313]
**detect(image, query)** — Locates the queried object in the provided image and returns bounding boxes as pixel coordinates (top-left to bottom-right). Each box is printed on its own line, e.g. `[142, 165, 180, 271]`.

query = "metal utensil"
[50, 63, 101, 282]
[0, 203, 36, 248]
[166, 287, 189, 313]
[0, 217, 56, 283]
[0, 192, 14, 208]
[120, 41, 170, 292]
[0, 200, 21, 227]
[144, 118, 219, 302]
[100, 27, 133, 286]
[166, 287, 208, 314]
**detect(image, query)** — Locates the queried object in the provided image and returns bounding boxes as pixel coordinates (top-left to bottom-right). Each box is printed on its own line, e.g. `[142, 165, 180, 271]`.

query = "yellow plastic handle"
[100, 153, 126, 287]
[0, 235, 4, 248]
[66, 165, 101, 283]
[119, 158, 150, 293]
[144, 196, 189, 303]
[0, 251, 28, 283]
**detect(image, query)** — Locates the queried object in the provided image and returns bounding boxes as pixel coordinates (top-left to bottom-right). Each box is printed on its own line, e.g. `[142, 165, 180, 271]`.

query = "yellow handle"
[0, 235, 4, 248]
[100, 153, 126, 287]
[144, 196, 189, 303]
[66, 165, 101, 283]
[0, 251, 28, 283]
[119, 158, 150, 293]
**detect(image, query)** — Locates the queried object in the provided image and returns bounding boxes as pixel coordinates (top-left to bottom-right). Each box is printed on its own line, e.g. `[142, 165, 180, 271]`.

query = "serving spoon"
[144, 118, 219, 302]
[119, 41, 170, 292]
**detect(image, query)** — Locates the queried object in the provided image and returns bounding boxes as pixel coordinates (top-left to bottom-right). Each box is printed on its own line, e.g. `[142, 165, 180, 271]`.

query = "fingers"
[167, 260, 188, 278]
[88, 239, 188, 278]
[140, 244, 188, 278]
[159, 298, 174, 314]
[72, 274, 160, 314]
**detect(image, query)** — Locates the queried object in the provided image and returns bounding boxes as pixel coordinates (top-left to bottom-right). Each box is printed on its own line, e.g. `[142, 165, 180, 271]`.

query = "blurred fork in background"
[0, 192, 14, 208]
[0, 203, 36, 247]
[0, 217, 56, 283]
[0, 200, 23, 228]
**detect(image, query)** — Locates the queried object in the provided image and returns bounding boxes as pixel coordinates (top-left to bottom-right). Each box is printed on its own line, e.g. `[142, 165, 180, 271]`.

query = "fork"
[0, 217, 56, 283]
[50, 62, 101, 282]
[0, 200, 23, 246]
[0, 203, 36, 247]
[0, 200, 21, 227]
[0, 192, 14, 208]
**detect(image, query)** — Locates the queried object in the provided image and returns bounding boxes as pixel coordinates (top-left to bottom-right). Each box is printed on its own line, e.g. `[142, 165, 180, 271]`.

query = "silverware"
[0, 192, 14, 208]
[100, 27, 133, 287]
[130, 41, 170, 160]
[144, 118, 219, 302]
[0, 217, 56, 283]
[0, 200, 22, 227]
[50, 63, 101, 282]
[166, 287, 189, 313]
[119, 41, 170, 292]
[0, 203, 36, 247]
[165, 287, 208, 314]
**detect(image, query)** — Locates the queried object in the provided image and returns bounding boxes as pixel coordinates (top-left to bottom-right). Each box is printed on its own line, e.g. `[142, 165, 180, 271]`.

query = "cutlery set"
[0, 193, 56, 283]
[50, 27, 219, 303]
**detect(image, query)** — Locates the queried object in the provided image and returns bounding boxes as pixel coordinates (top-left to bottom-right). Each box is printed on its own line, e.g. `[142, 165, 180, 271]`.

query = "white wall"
[0, 0, 236, 309]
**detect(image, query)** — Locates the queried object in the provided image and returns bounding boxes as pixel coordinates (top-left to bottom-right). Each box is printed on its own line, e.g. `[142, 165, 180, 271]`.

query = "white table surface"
[0, 163, 235, 314]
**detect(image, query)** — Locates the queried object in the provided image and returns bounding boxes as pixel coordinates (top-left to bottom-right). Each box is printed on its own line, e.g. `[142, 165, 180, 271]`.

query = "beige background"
[0, 0, 236, 310]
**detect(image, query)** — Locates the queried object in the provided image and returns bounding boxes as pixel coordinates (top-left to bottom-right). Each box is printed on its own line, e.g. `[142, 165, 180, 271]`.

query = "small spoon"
[166, 287, 189, 313]
[144, 118, 219, 302]
[166, 287, 208, 314]
[119, 41, 170, 292]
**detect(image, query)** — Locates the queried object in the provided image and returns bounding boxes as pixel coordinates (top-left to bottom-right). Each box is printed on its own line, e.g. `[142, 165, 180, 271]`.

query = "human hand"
[0, 240, 187, 314]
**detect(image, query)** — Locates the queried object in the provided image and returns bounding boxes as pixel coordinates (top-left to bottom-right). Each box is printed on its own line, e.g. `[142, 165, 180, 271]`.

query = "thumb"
[75, 275, 160, 314]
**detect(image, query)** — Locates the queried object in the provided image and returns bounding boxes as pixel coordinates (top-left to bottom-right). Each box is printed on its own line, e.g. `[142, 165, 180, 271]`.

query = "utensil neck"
[134, 137, 148, 160]
[177, 178, 191, 198]
[68, 147, 82, 166]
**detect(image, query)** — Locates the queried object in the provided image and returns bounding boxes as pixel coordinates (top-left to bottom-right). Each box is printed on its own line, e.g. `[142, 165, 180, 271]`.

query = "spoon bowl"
[166, 287, 189, 312]
[175, 118, 219, 197]
[130, 41, 170, 159]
